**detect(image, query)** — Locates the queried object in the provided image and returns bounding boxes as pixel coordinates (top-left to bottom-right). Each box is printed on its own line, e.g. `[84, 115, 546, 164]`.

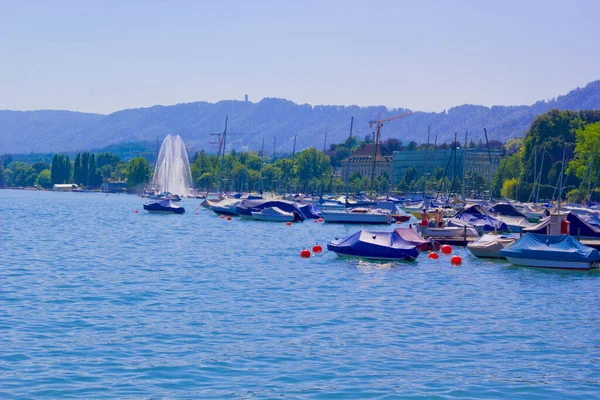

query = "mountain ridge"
[1, 80, 599, 154]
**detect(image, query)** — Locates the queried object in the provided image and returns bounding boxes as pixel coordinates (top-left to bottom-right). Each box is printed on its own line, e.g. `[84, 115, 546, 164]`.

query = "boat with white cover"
[467, 233, 518, 258]
[251, 206, 297, 222]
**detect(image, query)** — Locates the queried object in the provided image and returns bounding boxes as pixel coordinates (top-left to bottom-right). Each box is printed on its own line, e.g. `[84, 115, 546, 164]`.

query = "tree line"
[2, 108, 600, 202]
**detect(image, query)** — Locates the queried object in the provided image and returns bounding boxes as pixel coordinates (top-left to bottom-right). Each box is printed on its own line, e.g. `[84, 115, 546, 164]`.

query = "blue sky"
[1, 0, 598, 114]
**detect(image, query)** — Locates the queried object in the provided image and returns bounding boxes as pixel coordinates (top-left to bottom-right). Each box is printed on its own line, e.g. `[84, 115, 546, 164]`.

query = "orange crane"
[367, 111, 414, 193]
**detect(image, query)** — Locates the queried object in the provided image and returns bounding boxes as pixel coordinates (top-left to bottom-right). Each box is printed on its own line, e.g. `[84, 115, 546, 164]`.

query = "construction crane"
[367, 111, 413, 193]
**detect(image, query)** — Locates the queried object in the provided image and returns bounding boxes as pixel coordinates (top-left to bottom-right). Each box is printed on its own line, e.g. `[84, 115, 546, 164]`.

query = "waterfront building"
[339, 143, 393, 183]
[391, 148, 504, 187]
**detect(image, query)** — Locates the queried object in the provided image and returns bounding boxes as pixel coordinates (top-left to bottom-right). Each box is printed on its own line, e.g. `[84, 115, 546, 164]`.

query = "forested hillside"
[1, 80, 599, 154]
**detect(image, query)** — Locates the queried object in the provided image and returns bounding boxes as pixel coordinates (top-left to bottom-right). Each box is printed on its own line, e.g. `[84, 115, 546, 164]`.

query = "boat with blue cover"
[143, 199, 185, 214]
[500, 233, 600, 270]
[327, 230, 419, 261]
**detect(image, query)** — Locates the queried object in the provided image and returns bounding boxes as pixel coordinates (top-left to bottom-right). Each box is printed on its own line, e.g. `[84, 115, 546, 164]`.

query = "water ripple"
[1, 190, 600, 398]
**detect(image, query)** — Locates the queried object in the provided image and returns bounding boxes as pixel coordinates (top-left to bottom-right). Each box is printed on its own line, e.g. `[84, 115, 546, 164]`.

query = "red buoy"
[220, 215, 225, 219]
[300, 249, 311, 258]
[451, 255, 462, 265]
[428, 252, 439, 259]
[441, 244, 452, 254]
[318, 218, 324, 222]
[227, 216, 232, 220]
[195, 212, 199, 215]
[134, 210, 139, 214]
[312, 244, 323, 253]
[286, 221, 292, 226]
[314, 219, 319, 223]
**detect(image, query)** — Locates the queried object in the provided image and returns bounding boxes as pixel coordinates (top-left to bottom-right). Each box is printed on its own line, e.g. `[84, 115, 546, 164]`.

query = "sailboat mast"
[260, 136, 265, 194]
[557, 146, 567, 212]
[345, 116, 354, 198]
[289, 135, 297, 194]
[536, 150, 545, 204]
[462, 130, 467, 201]
[320, 132, 328, 196]
[423, 125, 430, 199]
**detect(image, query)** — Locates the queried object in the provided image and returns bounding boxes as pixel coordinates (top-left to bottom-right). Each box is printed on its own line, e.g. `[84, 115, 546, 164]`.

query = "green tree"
[404, 167, 417, 185]
[567, 122, 600, 195]
[37, 169, 52, 188]
[0, 164, 5, 187]
[32, 161, 50, 174]
[126, 157, 150, 189]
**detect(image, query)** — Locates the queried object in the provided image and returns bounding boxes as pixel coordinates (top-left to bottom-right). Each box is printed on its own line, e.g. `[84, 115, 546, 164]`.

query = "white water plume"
[152, 134, 193, 196]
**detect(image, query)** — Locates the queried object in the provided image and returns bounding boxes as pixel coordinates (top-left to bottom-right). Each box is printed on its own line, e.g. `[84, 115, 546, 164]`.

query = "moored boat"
[251, 206, 299, 222]
[500, 233, 600, 270]
[467, 233, 518, 258]
[143, 199, 185, 214]
[327, 230, 419, 261]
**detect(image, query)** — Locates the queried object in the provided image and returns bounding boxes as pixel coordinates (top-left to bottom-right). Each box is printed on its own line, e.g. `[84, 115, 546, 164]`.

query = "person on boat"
[434, 208, 444, 228]
[420, 208, 429, 232]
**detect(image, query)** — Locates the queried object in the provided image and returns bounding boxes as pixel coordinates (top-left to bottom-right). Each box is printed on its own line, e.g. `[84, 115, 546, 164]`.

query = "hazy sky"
[1, 0, 598, 114]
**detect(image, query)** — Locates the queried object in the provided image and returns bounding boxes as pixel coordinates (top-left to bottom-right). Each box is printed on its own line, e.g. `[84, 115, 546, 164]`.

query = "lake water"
[2, 189, 599, 399]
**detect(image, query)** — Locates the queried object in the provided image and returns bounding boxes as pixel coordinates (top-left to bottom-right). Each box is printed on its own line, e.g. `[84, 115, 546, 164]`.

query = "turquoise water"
[1, 189, 599, 399]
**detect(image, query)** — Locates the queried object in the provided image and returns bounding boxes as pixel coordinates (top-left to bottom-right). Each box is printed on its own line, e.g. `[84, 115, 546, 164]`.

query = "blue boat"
[235, 199, 305, 221]
[327, 230, 419, 261]
[500, 233, 600, 270]
[143, 199, 185, 214]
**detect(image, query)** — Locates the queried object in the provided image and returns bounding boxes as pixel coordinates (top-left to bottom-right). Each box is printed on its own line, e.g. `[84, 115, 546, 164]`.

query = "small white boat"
[209, 198, 241, 216]
[467, 233, 518, 258]
[423, 225, 479, 239]
[500, 234, 600, 270]
[251, 207, 296, 222]
[321, 207, 393, 224]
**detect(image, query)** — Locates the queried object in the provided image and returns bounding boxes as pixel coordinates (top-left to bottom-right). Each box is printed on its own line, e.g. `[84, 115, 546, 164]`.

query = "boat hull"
[504, 256, 596, 270]
[251, 213, 294, 222]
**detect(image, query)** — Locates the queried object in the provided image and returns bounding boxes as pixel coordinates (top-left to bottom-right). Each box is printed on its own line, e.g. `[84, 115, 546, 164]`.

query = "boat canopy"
[299, 203, 321, 219]
[236, 199, 305, 221]
[327, 230, 419, 260]
[449, 212, 508, 232]
[489, 203, 527, 217]
[500, 233, 599, 262]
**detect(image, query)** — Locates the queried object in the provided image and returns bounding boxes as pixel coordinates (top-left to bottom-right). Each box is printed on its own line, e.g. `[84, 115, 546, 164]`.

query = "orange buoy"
[195, 212, 199, 215]
[451, 255, 462, 265]
[428, 252, 439, 259]
[397, 221, 402, 224]
[300, 249, 311, 258]
[227, 216, 232, 220]
[314, 219, 319, 223]
[312, 244, 323, 253]
[441, 244, 452, 254]
[220, 215, 225, 219]
[286, 221, 292, 226]
[318, 218, 324, 222]
[134, 210, 139, 214]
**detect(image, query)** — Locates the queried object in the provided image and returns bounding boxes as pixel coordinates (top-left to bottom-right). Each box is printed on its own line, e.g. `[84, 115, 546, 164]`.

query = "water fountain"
[152, 134, 193, 196]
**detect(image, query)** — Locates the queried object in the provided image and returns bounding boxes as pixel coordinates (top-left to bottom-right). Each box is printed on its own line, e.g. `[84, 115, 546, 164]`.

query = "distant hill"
[2, 80, 599, 154]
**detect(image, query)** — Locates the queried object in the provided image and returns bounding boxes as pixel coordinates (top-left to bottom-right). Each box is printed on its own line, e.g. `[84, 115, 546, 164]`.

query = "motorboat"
[488, 203, 532, 232]
[327, 230, 419, 261]
[209, 198, 241, 216]
[393, 228, 439, 252]
[143, 199, 185, 214]
[321, 207, 393, 224]
[422, 224, 479, 239]
[236, 199, 306, 221]
[251, 207, 299, 222]
[467, 233, 518, 258]
[450, 204, 508, 233]
[500, 233, 600, 270]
